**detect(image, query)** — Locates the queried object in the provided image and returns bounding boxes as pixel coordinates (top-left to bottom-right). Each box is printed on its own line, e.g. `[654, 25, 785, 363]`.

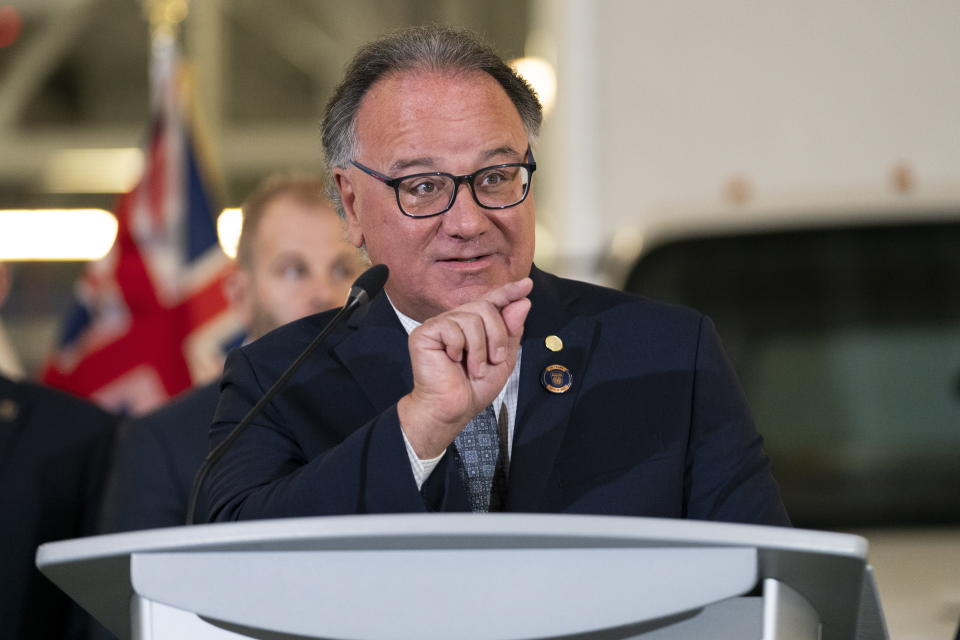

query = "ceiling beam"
[0, 0, 100, 130]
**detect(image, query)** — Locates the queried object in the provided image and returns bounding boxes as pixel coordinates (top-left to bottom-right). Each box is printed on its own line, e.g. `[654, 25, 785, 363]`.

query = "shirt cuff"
[401, 428, 446, 489]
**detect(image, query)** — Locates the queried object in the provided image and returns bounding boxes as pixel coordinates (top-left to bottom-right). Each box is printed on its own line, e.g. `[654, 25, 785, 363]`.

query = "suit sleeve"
[683, 315, 792, 526]
[204, 347, 436, 521]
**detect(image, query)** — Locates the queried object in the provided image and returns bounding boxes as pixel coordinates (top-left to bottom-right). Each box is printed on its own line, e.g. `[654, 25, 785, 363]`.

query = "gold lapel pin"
[545, 335, 563, 352]
[541, 364, 572, 394]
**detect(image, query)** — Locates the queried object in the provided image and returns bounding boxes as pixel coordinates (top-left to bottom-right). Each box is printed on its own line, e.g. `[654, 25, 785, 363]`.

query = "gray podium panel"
[133, 547, 754, 639]
[36, 514, 887, 640]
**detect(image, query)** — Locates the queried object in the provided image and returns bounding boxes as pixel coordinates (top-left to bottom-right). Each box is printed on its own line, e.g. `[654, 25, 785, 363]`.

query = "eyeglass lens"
[396, 165, 531, 217]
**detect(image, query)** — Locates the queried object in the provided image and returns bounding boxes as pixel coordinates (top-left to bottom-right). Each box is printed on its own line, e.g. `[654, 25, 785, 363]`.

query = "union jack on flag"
[42, 35, 241, 415]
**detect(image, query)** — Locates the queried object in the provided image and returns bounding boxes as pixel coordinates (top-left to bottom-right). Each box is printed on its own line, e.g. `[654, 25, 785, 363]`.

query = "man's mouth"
[441, 253, 491, 263]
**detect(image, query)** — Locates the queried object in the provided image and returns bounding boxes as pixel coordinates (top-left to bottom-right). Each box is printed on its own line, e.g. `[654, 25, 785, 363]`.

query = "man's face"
[335, 70, 536, 322]
[233, 194, 367, 339]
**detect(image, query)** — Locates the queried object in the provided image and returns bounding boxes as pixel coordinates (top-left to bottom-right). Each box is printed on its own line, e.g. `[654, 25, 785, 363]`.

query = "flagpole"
[143, 0, 188, 41]
[143, 0, 186, 103]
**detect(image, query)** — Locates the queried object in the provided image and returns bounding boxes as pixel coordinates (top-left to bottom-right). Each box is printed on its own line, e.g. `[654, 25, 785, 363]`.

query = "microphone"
[185, 264, 389, 525]
[347, 263, 389, 307]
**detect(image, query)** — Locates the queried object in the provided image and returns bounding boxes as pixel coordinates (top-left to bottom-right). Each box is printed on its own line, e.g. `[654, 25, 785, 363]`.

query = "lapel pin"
[545, 335, 563, 352]
[541, 364, 572, 394]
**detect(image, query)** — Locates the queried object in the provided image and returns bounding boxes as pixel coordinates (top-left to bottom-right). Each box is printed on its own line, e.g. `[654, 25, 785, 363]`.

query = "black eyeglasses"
[350, 148, 536, 218]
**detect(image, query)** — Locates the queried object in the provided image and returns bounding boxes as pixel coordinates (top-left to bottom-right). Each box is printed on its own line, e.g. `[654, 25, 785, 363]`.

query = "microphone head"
[348, 264, 389, 305]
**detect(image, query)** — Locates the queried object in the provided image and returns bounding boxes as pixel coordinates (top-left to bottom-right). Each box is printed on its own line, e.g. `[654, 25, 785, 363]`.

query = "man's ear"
[223, 264, 254, 329]
[335, 170, 365, 249]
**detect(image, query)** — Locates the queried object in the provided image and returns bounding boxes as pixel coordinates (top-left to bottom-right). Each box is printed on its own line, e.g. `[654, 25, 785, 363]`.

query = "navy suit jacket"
[0, 375, 116, 640]
[99, 382, 218, 533]
[207, 268, 789, 525]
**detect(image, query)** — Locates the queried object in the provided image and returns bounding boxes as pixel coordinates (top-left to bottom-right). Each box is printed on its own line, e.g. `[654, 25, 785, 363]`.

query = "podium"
[36, 514, 887, 640]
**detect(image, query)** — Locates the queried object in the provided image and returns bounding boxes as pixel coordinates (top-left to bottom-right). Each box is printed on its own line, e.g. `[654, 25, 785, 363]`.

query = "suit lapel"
[332, 295, 413, 414]
[507, 268, 597, 511]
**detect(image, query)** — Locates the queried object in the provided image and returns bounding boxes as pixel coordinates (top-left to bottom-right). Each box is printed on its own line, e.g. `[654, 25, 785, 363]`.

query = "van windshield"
[625, 220, 960, 528]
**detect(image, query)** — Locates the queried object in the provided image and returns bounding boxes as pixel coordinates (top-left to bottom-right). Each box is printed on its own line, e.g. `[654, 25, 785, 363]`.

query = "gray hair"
[320, 24, 542, 218]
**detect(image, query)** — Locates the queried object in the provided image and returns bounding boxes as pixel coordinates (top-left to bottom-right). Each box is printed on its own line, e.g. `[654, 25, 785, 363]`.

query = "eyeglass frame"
[349, 147, 537, 219]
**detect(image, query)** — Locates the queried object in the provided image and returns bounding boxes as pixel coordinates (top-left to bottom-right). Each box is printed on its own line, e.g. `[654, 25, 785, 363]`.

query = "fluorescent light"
[0, 209, 118, 260]
[509, 56, 557, 116]
[217, 208, 242, 259]
[43, 148, 144, 194]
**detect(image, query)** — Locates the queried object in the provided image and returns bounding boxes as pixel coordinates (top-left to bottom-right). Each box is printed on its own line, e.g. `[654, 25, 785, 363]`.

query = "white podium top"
[37, 514, 872, 640]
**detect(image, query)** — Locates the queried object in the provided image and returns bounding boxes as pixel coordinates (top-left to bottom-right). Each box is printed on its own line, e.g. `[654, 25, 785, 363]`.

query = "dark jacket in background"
[0, 374, 116, 640]
[98, 382, 218, 533]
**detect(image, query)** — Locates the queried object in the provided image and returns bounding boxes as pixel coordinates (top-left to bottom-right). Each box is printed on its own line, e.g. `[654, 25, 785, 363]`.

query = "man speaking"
[206, 25, 789, 525]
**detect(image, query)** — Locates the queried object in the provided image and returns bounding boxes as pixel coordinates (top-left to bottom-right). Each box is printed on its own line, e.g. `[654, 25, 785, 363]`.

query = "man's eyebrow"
[388, 157, 436, 174]
[480, 146, 523, 163]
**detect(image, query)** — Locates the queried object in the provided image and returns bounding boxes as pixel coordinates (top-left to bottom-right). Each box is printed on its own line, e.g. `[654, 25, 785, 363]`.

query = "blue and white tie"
[454, 404, 506, 512]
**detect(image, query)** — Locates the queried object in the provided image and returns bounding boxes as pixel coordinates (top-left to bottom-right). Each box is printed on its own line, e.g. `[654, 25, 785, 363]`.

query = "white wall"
[532, 0, 960, 280]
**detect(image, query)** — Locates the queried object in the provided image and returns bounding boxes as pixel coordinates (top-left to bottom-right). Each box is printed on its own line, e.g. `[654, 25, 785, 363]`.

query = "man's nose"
[440, 183, 489, 238]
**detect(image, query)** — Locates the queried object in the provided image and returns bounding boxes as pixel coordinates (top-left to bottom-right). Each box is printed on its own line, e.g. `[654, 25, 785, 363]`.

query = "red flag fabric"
[42, 35, 240, 415]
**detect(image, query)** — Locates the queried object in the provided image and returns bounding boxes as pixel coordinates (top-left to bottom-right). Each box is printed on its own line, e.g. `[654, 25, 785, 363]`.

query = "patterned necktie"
[454, 404, 507, 512]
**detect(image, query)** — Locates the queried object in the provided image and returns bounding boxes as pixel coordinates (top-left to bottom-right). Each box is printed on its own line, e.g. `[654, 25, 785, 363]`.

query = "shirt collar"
[386, 294, 421, 335]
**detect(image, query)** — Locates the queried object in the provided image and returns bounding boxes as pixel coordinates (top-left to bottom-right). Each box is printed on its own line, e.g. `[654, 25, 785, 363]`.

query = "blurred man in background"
[0, 261, 118, 639]
[99, 173, 367, 531]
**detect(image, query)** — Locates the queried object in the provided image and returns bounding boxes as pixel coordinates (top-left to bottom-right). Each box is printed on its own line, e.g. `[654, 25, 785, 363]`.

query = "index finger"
[483, 277, 533, 309]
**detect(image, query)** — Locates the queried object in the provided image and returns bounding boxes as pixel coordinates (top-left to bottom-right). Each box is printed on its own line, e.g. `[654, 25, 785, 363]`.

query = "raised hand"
[397, 277, 532, 458]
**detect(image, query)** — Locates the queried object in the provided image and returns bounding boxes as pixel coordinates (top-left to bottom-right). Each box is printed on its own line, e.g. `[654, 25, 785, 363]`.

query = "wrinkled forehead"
[365, 68, 522, 123]
[361, 65, 505, 109]
[353, 69, 527, 161]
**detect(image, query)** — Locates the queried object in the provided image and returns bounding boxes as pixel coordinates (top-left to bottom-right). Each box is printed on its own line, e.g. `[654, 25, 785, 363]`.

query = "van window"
[624, 220, 960, 528]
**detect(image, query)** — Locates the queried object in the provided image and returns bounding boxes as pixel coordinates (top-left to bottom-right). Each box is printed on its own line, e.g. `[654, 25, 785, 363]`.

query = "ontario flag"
[42, 34, 241, 415]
